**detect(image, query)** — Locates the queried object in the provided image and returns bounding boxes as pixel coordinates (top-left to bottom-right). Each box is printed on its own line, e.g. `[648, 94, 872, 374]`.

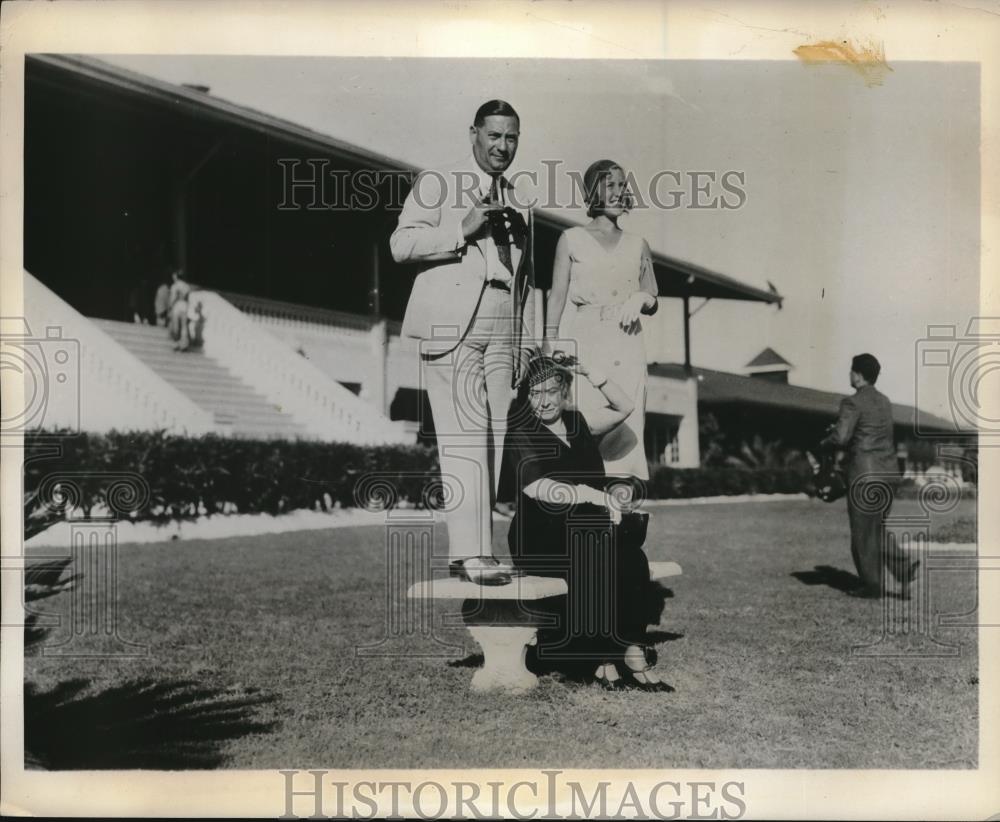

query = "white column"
[676, 377, 701, 467]
[368, 318, 388, 415]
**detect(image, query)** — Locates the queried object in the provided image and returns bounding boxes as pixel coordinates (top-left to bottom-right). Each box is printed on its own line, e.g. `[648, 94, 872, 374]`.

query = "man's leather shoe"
[449, 556, 517, 586]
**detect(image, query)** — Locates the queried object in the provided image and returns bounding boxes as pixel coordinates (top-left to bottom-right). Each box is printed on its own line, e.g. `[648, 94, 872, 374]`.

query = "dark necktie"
[488, 175, 514, 276]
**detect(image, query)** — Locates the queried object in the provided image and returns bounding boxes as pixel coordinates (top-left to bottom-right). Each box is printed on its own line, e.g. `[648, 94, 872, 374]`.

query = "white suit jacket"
[390, 158, 536, 370]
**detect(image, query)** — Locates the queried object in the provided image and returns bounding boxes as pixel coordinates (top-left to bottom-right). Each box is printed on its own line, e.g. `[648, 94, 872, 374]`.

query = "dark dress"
[500, 407, 660, 670]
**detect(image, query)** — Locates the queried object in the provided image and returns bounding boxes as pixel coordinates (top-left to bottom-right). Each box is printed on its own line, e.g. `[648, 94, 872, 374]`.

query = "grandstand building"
[22, 55, 966, 466]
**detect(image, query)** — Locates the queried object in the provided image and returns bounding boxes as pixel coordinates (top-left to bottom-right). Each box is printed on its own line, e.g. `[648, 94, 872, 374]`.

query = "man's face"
[470, 115, 520, 174]
[849, 369, 863, 389]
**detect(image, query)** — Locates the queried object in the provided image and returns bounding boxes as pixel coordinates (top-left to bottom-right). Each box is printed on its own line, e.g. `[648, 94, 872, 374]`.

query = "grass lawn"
[24, 498, 978, 770]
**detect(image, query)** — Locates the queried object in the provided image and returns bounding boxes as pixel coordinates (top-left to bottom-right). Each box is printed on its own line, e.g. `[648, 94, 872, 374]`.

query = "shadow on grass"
[645, 630, 684, 643]
[23, 558, 81, 650]
[790, 565, 860, 593]
[447, 653, 484, 669]
[25, 677, 278, 770]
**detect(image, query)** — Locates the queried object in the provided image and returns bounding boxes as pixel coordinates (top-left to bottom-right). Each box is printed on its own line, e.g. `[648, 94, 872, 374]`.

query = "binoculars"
[486, 206, 528, 246]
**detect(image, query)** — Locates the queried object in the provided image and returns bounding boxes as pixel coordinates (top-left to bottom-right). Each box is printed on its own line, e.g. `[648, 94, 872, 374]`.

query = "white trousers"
[421, 286, 514, 560]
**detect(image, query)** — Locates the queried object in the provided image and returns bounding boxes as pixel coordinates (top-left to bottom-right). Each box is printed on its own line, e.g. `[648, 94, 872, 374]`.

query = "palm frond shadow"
[24, 558, 80, 650]
[25, 677, 278, 770]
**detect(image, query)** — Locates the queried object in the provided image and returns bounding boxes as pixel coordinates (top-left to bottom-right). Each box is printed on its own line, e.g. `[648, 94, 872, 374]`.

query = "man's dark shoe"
[449, 556, 518, 586]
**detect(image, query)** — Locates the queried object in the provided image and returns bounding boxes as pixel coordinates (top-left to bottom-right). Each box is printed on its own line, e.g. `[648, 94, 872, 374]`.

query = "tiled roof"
[648, 363, 964, 433]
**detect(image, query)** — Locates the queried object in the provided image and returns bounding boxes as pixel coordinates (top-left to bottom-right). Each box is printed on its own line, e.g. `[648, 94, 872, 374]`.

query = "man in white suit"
[391, 99, 536, 583]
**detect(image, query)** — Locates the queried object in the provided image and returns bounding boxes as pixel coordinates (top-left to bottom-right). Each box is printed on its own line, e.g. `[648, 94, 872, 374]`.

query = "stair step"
[139, 366, 246, 385]
[209, 406, 296, 425]
[216, 416, 305, 429]
[182, 397, 281, 412]
[148, 369, 245, 385]
[89, 316, 308, 439]
[157, 377, 261, 394]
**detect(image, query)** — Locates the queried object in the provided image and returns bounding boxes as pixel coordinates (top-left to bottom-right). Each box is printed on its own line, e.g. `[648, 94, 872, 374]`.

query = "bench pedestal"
[466, 625, 539, 693]
[407, 575, 568, 694]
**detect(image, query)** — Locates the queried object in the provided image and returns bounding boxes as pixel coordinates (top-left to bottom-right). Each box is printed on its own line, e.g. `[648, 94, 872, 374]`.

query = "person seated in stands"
[128, 277, 152, 324]
[167, 269, 192, 351]
[499, 353, 671, 692]
[154, 276, 171, 327]
[186, 299, 205, 349]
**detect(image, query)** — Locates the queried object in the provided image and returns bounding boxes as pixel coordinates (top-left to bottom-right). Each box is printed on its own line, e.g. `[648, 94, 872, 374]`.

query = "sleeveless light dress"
[559, 226, 651, 481]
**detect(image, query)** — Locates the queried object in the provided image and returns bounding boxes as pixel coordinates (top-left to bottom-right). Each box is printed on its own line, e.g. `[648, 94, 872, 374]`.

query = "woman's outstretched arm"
[575, 364, 634, 437]
[521, 478, 622, 523]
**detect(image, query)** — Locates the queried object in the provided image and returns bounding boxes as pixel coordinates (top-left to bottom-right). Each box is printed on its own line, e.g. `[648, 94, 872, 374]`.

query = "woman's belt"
[574, 302, 622, 321]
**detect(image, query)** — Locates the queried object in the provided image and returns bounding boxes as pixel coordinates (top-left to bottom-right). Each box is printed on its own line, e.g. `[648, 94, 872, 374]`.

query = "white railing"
[197, 291, 412, 444]
[22, 271, 216, 435]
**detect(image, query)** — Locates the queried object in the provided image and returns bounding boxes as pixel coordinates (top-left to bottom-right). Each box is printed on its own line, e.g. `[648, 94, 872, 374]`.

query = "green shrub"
[25, 429, 440, 524]
[25, 430, 828, 532]
[646, 464, 814, 500]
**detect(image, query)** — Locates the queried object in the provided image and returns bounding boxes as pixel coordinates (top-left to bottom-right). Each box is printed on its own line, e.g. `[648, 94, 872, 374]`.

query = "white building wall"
[647, 373, 701, 467]
[245, 311, 704, 463]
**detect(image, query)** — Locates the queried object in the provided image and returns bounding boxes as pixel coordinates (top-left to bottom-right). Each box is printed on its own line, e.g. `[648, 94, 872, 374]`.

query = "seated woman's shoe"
[594, 663, 627, 691]
[449, 556, 516, 586]
[624, 669, 675, 692]
[623, 645, 675, 693]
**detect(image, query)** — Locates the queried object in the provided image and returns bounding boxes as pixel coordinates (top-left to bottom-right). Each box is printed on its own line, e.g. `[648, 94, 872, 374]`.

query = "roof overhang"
[29, 53, 783, 307]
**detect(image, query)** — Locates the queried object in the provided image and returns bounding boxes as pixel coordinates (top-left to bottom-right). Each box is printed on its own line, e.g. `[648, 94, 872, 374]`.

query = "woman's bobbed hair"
[583, 159, 634, 218]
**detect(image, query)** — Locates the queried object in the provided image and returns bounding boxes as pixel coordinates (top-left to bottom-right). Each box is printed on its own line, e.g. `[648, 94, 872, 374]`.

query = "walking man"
[821, 353, 919, 598]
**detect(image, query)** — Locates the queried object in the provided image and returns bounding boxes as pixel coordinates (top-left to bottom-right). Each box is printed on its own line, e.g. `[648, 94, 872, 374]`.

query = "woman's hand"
[618, 291, 653, 331]
[579, 484, 623, 524]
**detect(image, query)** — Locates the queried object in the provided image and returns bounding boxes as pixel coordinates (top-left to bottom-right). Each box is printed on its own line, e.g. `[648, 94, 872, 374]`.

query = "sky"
[102, 54, 981, 419]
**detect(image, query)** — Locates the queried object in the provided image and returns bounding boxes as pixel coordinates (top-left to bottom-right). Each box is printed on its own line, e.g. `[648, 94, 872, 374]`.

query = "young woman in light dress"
[545, 159, 659, 484]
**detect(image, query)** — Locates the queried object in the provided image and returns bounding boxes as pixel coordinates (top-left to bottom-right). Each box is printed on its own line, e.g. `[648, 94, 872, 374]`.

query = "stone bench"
[406, 560, 683, 693]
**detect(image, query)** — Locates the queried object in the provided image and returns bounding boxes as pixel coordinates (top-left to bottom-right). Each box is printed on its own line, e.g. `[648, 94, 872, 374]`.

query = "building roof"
[29, 53, 782, 308]
[745, 347, 792, 369]
[649, 362, 965, 433]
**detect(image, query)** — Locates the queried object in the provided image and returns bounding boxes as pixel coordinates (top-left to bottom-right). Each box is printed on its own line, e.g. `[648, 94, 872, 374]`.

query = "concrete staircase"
[91, 319, 308, 439]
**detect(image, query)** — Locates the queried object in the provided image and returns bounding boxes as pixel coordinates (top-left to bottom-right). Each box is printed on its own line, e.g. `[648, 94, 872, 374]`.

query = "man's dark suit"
[822, 384, 910, 594]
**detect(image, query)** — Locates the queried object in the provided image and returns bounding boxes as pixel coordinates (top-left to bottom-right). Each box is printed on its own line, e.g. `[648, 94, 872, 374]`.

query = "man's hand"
[461, 196, 501, 241]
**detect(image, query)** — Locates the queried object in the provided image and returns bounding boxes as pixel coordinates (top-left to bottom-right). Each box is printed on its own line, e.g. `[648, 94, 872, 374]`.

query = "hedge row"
[25, 430, 439, 522]
[647, 464, 814, 499]
[24, 430, 821, 524]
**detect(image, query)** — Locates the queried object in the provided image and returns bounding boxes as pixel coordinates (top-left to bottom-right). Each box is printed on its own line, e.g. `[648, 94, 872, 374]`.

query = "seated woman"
[500, 354, 671, 692]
